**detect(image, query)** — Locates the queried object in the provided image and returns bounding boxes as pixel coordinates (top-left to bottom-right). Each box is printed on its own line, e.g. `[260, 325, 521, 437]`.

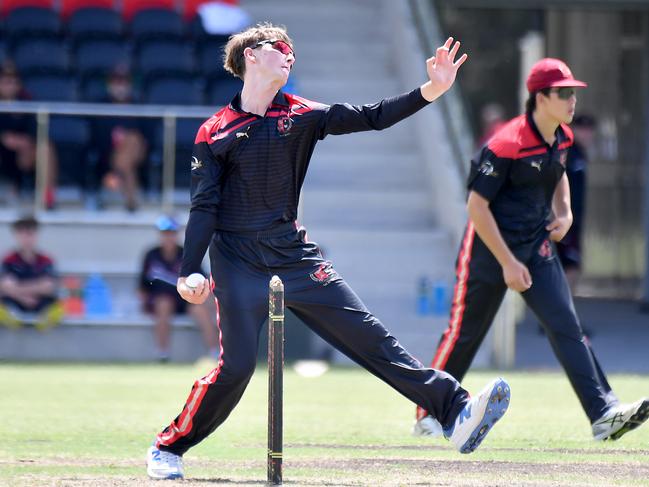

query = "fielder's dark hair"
[223, 22, 293, 80]
[525, 87, 552, 114]
[12, 215, 38, 231]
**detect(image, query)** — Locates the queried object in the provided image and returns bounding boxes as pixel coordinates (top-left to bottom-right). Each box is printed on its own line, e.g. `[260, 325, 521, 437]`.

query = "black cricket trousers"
[157, 222, 468, 455]
[419, 222, 615, 424]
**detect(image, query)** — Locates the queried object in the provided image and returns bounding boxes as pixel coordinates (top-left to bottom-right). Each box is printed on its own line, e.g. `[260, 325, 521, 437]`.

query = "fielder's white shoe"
[413, 415, 443, 438]
[592, 398, 649, 441]
[146, 445, 184, 480]
[444, 377, 511, 454]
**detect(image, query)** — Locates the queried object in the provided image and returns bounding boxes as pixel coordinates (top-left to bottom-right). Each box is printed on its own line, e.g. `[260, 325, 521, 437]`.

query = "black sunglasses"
[253, 39, 294, 58]
[551, 87, 576, 100]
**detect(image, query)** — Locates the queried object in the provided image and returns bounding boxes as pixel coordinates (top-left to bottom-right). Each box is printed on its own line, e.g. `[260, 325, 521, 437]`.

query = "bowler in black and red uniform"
[414, 58, 649, 442]
[145, 23, 512, 480]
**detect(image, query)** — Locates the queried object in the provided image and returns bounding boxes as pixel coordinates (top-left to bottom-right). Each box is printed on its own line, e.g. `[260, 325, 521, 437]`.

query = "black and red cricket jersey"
[467, 113, 574, 248]
[1, 251, 57, 281]
[181, 88, 430, 275]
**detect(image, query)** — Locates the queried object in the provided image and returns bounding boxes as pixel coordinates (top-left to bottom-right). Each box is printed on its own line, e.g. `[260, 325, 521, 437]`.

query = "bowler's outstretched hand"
[421, 37, 468, 102]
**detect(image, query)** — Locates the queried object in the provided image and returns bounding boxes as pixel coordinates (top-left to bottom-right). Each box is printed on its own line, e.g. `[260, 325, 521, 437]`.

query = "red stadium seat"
[0, 0, 53, 16]
[121, 0, 175, 20]
[182, 0, 239, 21]
[60, 0, 115, 19]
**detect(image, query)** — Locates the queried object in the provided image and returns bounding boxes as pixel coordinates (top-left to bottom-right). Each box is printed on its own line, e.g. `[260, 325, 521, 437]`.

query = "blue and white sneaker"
[146, 445, 184, 480]
[592, 398, 649, 441]
[444, 377, 511, 454]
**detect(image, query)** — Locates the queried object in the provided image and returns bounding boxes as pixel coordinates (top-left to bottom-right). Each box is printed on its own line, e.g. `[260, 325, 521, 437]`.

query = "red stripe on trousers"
[156, 283, 224, 448]
[416, 222, 475, 421]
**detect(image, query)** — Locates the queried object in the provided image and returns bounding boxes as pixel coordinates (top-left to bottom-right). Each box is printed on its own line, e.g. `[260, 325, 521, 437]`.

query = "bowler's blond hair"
[223, 22, 293, 80]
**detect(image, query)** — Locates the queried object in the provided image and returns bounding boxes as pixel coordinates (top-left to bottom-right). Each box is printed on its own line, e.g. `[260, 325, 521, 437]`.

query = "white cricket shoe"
[413, 415, 443, 437]
[444, 377, 511, 454]
[592, 398, 649, 441]
[146, 445, 184, 480]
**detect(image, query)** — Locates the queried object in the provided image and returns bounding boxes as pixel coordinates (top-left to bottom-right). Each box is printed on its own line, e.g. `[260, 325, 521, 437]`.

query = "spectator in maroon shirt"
[0, 216, 63, 330]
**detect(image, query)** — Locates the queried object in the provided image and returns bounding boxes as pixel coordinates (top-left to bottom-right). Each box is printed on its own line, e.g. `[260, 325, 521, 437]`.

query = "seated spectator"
[0, 61, 58, 208]
[0, 215, 63, 331]
[139, 216, 219, 362]
[92, 65, 148, 211]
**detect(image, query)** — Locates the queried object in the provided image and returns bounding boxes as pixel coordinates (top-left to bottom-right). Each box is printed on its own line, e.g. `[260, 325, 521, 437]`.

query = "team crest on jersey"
[277, 115, 293, 136]
[538, 239, 553, 259]
[310, 261, 337, 285]
[478, 160, 498, 177]
[191, 156, 202, 171]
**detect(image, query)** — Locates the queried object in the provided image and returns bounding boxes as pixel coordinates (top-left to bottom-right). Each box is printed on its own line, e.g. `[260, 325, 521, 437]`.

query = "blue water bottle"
[84, 273, 112, 316]
[431, 279, 449, 316]
[417, 276, 431, 316]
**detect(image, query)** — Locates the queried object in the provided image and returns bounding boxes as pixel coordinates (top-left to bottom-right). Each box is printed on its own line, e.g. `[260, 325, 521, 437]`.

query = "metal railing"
[0, 101, 217, 212]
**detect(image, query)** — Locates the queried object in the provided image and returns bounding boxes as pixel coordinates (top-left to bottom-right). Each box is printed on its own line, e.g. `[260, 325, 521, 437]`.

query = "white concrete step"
[301, 189, 435, 229]
[306, 153, 424, 190]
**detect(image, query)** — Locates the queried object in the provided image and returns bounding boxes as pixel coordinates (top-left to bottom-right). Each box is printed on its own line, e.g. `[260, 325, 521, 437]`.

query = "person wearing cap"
[0, 216, 63, 331]
[138, 216, 219, 362]
[414, 58, 649, 441]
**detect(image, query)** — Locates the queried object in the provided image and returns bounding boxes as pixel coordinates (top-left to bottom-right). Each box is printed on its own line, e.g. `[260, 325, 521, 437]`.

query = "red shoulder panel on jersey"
[486, 115, 527, 159]
[194, 107, 256, 144]
[560, 123, 574, 144]
[2, 252, 20, 266]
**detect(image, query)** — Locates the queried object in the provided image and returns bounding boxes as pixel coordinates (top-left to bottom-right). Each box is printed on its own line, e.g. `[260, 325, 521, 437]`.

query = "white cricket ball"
[185, 273, 206, 289]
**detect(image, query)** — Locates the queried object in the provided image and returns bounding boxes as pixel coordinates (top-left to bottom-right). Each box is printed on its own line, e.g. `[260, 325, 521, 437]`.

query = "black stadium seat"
[49, 116, 91, 186]
[5, 7, 61, 46]
[130, 8, 184, 42]
[207, 77, 242, 106]
[13, 38, 69, 76]
[75, 39, 129, 77]
[144, 76, 203, 105]
[67, 7, 123, 43]
[24, 74, 78, 102]
[137, 40, 194, 81]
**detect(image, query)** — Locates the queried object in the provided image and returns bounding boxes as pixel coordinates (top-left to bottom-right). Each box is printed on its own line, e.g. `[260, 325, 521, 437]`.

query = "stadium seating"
[75, 39, 129, 78]
[0, 1, 256, 194]
[137, 40, 194, 83]
[60, 0, 114, 18]
[5, 6, 61, 46]
[130, 7, 184, 42]
[67, 7, 123, 43]
[0, 0, 53, 16]
[207, 76, 242, 105]
[23, 74, 78, 101]
[49, 116, 91, 186]
[121, 0, 174, 20]
[145, 76, 203, 105]
[13, 38, 69, 76]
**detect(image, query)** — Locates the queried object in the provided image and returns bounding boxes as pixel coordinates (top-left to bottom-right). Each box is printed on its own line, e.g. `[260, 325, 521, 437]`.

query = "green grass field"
[1, 363, 648, 486]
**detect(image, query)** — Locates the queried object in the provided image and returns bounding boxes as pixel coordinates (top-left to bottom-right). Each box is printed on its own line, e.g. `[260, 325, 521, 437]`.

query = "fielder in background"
[146, 23, 511, 481]
[414, 58, 649, 441]
[0, 215, 63, 331]
[138, 215, 219, 363]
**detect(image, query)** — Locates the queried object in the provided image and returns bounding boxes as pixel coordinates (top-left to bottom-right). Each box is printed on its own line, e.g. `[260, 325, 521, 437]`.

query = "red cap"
[526, 58, 587, 93]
